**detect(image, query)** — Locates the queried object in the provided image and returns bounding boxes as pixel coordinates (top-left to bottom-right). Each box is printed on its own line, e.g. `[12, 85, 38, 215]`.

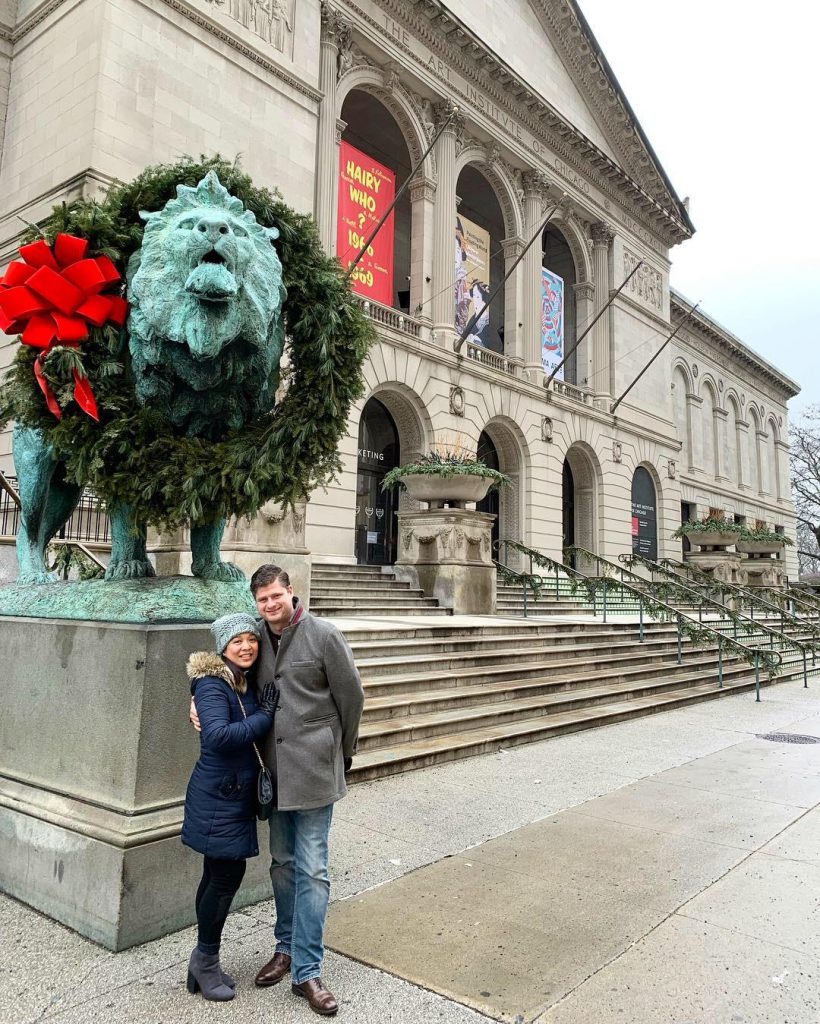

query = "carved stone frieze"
[320, 1, 350, 49]
[623, 248, 663, 312]
[612, 440, 622, 463]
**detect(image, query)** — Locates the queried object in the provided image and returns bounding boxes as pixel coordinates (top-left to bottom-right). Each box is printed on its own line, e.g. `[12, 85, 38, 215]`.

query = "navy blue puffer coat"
[182, 652, 273, 860]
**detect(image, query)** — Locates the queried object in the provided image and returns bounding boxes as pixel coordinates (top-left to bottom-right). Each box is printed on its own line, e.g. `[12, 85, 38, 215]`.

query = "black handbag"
[236, 692, 275, 821]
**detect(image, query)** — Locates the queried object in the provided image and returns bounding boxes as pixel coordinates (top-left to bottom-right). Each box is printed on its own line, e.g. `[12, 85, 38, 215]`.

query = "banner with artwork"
[336, 141, 395, 306]
[541, 267, 564, 378]
[455, 214, 492, 346]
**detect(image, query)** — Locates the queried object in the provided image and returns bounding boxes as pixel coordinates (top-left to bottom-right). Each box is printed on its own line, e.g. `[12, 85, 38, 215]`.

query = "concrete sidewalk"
[4, 678, 820, 1023]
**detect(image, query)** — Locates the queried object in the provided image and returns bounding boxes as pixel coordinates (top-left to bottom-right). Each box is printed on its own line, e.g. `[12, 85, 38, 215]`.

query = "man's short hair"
[250, 564, 291, 596]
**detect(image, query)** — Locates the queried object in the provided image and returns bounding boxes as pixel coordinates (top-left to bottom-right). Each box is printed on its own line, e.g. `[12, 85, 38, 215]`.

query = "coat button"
[276, 738, 283, 744]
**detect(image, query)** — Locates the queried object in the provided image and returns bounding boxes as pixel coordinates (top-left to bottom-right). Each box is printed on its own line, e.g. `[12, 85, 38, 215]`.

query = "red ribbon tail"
[34, 354, 62, 420]
[72, 369, 99, 421]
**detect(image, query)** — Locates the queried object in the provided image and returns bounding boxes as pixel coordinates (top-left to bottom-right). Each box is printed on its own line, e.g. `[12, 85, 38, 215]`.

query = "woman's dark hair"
[250, 564, 291, 596]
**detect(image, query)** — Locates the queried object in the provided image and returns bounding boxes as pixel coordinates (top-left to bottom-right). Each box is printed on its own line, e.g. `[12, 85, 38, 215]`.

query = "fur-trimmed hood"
[186, 651, 234, 687]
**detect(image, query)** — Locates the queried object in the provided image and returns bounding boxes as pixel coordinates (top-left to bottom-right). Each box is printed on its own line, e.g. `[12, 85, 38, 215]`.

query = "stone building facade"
[0, 0, 800, 576]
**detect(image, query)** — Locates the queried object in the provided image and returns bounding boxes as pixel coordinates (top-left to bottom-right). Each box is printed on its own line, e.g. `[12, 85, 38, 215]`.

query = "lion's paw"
[192, 561, 246, 583]
[105, 560, 157, 581]
[18, 570, 59, 585]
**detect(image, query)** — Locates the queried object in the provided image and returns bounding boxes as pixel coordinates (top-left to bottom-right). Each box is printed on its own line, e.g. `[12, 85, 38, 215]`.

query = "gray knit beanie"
[210, 613, 260, 653]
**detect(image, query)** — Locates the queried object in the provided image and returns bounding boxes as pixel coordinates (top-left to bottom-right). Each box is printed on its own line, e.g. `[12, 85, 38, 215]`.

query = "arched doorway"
[562, 444, 599, 569]
[477, 430, 500, 555]
[631, 467, 658, 560]
[355, 398, 399, 565]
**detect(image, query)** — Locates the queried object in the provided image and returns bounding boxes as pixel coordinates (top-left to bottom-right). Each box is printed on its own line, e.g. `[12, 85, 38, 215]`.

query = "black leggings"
[195, 856, 247, 954]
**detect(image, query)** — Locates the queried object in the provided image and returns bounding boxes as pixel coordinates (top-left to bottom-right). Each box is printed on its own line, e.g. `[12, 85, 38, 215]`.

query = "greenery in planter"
[672, 506, 744, 540]
[381, 450, 511, 491]
[740, 519, 793, 545]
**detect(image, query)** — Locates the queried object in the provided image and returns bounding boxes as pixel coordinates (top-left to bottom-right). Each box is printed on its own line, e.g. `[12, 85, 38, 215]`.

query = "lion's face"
[127, 172, 285, 361]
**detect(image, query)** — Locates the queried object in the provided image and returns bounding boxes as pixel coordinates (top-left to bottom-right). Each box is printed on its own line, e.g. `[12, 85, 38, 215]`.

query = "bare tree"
[790, 405, 820, 575]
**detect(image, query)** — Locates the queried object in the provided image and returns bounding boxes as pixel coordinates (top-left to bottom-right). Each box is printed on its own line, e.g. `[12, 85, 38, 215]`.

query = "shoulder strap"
[235, 691, 266, 771]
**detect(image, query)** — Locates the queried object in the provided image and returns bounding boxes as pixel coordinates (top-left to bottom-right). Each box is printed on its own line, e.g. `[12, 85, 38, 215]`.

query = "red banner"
[336, 141, 395, 306]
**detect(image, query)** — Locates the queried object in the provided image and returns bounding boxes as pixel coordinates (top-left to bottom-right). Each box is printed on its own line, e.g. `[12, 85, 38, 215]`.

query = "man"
[191, 564, 364, 1015]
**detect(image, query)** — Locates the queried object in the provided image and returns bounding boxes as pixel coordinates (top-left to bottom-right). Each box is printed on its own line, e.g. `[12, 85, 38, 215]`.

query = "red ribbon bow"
[0, 233, 128, 420]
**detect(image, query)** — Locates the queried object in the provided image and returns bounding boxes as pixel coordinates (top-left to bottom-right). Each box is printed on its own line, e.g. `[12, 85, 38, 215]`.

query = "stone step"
[311, 594, 442, 608]
[312, 584, 418, 597]
[360, 647, 732, 701]
[312, 571, 398, 583]
[356, 635, 693, 680]
[342, 619, 671, 647]
[314, 604, 452, 617]
[349, 675, 771, 782]
[357, 659, 754, 747]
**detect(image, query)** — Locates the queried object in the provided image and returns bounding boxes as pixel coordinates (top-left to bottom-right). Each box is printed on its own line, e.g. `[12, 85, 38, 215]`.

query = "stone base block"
[687, 550, 748, 587]
[396, 508, 496, 614]
[0, 617, 272, 949]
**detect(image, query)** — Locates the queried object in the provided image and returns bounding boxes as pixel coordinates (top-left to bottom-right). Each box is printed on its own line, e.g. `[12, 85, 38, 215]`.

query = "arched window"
[748, 407, 762, 493]
[631, 467, 658, 561]
[543, 228, 578, 384]
[339, 90, 412, 311]
[701, 383, 718, 478]
[672, 366, 691, 469]
[455, 165, 506, 352]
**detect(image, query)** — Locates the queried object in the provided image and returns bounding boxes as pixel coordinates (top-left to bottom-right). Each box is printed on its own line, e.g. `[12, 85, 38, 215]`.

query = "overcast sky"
[578, 0, 819, 417]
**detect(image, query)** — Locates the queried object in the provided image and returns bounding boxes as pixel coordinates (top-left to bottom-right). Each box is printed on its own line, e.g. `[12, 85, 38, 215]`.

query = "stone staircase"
[344, 616, 802, 783]
[310, 563, 449, 617]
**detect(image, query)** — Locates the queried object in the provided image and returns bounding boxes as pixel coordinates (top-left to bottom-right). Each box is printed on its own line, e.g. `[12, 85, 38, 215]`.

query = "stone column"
[591, 221, 614, 397]
[315, 5, 350, 252]
[685, 393, 702, 473]
[501, 235, 524, 361]
[521, 171, 550, 372]
[736, 418, 750, 489]
[714, 407, 728, 480]
[572, 280, 595, 387]
[409, 176, 435, 322]
[431, 101, 462, 349]
[756, 429, 768, 494]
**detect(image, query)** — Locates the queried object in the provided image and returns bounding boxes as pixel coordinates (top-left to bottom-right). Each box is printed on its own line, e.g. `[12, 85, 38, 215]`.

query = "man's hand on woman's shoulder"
[190, 697, 201, 733]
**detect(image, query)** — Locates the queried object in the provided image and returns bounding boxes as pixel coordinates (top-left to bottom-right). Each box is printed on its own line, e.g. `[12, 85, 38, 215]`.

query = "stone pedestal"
[0, 615, 273, 950]
[149, 500, 311, 601]
[742, 555, 787, 589]
[394, 508, 495, 614]
[687, 550, 748, 587]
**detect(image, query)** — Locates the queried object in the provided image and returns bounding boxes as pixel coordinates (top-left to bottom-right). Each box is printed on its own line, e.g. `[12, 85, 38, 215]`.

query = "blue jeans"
[268, 804, 333, 984]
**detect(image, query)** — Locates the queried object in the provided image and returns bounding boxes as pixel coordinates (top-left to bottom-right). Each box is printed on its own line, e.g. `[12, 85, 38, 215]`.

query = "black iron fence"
[0, 475, 111, 543]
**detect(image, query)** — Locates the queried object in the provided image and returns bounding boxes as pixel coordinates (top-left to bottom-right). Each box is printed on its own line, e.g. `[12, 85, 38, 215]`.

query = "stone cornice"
[671, 290, 799, 400]
[341, 0, 691, 248]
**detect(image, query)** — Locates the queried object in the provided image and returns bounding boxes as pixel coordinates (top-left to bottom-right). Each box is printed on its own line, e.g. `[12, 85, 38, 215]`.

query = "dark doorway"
[681, 501, 694, 557]
[631, 467, 658, 561]
[562, 459, 575, 563]
[476, 430, 500, 557]
[355, 398, 399, 565]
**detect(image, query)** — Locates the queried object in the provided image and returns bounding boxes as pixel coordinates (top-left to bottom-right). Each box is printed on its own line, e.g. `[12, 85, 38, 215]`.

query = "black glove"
[258, 682, 280, 717]
[343, 756, 353, 774]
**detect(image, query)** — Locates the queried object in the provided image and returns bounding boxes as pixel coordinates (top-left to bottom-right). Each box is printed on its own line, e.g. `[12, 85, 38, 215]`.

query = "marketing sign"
[541, 267, 564, 378]
[336, 141, 395, 306]
[455, 214, 491, 346]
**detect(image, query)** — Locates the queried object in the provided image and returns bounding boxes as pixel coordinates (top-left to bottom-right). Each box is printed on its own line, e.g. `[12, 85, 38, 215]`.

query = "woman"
[182, 612, 279, 1001]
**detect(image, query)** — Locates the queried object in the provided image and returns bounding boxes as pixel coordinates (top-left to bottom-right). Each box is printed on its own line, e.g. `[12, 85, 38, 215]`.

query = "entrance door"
[355, 398, 399, 565]
[562, 459, 575, 563]
[476, 430, 500, 557]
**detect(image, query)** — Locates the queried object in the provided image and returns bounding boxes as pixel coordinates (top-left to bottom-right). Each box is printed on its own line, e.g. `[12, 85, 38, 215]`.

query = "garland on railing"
[494, 560, 544, 600]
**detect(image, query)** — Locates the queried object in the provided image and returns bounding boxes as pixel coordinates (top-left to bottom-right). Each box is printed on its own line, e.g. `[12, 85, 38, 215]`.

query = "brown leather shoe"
[292, 977, 338, 1015]
[254, 951, 292, 987]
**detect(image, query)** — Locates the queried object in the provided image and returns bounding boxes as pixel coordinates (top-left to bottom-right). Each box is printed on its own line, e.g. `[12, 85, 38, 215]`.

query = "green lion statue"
[13, 171, 287, 583]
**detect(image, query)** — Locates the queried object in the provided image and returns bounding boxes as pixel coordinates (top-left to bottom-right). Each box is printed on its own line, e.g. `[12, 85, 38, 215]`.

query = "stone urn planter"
[687, 530, 742, 550]
[736, 539, 785, 556]
[401, 472, 493, 509]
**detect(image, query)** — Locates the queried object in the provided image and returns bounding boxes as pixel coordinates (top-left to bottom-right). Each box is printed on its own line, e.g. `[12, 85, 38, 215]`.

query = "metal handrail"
[500, 540, 781, 695]
[570, 545, 815, 680]
[0, 469, 21, 509]
[660, 555, 820, 638]
[493, 557, 544, 618]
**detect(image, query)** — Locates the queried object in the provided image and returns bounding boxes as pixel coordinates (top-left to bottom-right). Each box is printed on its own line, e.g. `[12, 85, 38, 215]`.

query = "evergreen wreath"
[0, 156, 374, 529]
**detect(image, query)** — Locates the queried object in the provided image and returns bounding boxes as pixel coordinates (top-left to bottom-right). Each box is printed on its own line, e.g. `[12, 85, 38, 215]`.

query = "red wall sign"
[336, 141, 395, 306]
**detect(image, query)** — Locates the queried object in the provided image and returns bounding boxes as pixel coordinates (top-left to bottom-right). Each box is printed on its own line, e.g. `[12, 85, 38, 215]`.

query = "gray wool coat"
[254, 604, 364, 811]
